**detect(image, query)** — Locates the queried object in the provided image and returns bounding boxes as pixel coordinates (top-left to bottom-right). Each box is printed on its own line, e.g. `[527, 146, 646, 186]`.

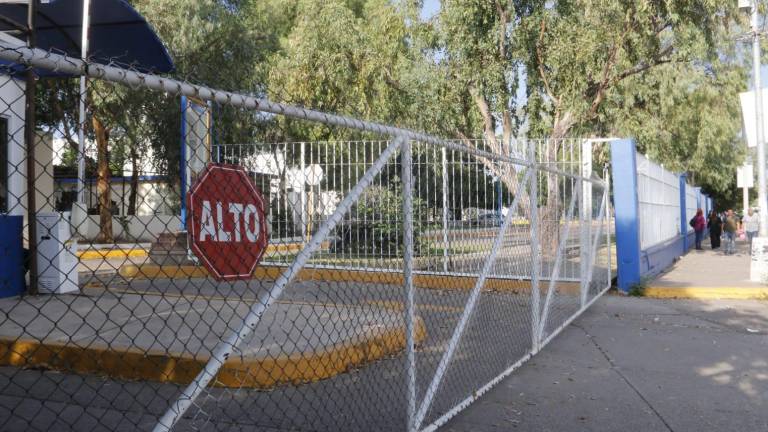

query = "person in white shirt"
[742, 208, 760, 251]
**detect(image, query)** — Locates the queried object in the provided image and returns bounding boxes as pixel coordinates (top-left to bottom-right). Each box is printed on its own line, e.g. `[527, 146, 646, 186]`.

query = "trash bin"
[0, 214, 24, 298]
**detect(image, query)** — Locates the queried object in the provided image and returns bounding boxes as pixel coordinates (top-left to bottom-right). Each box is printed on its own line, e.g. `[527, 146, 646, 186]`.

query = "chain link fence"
[0, 43, 613, 432]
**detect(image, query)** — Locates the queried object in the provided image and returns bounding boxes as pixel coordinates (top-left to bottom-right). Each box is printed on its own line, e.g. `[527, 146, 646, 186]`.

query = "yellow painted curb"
[118, 264, 580, 295]
[78, 249, 148, 260]
[0, 317, 427, 389]
[76, 242, 321, 261]
[645, 286, 768, 300]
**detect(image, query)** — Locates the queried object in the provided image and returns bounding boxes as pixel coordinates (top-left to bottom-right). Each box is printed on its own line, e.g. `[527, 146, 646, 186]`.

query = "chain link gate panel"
[0, 43, 613, 432]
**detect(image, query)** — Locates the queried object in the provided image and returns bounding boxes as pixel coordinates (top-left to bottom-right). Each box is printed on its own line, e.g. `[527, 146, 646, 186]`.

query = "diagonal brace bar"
[412, 168, 533, 431]
[154, 137, 405, 432]
[537, 184, 581, 341]
[583, 189, 608, 295]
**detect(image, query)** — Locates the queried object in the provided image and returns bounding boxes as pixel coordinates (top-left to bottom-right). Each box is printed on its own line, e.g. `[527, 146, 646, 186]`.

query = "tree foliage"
[45, 0, 752, 240]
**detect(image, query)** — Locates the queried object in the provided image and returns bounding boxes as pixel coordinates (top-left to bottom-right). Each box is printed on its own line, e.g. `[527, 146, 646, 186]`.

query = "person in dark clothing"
[692, 208, 707, 250]
[707, 210, 722, 249]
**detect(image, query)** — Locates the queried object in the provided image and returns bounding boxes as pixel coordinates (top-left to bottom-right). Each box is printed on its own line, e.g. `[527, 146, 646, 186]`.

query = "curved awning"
[0, 0, 174, 75]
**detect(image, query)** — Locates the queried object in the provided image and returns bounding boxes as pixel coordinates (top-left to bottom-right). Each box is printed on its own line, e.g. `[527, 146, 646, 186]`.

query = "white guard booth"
[36, 212, 79, 294]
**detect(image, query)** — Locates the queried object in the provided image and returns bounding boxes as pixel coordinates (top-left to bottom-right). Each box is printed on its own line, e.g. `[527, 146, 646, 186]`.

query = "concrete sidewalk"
[646, 239, 768, 299]
[445, 295, 768, 432]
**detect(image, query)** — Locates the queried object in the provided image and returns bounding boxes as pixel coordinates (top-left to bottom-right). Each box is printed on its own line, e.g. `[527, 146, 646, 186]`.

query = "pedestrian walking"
[707, 210, 722, 249]
[742, 208, 760, 251]
[723, 209, 739, 255]
[691, 208, 706, 250]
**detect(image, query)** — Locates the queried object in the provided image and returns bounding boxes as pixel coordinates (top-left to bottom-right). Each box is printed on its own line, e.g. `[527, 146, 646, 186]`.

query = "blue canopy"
[0, 0, 174, 75]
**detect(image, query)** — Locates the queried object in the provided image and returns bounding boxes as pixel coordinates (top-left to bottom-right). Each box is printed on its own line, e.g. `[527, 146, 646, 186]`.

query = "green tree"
[417, 0, 742, 247]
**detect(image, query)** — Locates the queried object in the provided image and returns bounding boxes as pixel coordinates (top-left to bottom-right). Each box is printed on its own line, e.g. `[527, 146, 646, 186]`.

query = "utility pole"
[745, 0, 768, 281]
[752, 0, 768, 237]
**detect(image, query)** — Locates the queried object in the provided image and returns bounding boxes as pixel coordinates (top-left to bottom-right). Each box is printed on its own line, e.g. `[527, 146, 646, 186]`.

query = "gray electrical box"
[36, 212, 78, 294]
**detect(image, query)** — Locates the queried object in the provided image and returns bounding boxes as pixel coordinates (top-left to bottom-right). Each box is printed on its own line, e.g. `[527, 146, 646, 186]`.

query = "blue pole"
[679, 174, 688, 254]
[180, 95, 187, 232]
[610, 139, 641, 293]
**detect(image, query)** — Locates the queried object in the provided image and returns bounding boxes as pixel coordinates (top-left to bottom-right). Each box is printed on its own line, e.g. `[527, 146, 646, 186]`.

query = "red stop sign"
[187, 164, 269, 280]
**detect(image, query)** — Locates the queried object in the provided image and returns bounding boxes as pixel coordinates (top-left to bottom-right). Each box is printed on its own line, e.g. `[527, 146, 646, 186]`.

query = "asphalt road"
[2, 222, 612, 432]
[0, 274, 605, 431]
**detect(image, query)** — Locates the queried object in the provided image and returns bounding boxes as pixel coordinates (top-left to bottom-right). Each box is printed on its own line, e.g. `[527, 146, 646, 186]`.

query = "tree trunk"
[128, 146, 139, 216]
[93, 116, 113, 243]
[539, 111, 576, 257]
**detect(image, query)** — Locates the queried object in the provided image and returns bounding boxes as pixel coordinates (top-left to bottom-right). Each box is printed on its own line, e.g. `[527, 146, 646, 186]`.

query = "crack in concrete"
[670, 307, 768, 336]
[572, 322, 675, 432]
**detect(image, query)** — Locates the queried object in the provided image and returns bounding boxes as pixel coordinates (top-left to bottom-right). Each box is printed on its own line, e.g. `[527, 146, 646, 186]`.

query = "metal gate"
[0, 43, 612, 432]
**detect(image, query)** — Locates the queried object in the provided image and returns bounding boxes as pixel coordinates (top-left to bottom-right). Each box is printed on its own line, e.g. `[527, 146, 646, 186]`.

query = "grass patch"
[627, 277, 649, 297]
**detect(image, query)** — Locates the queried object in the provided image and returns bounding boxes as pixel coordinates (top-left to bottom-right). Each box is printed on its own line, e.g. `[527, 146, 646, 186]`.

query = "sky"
[421, 0, 440, 20]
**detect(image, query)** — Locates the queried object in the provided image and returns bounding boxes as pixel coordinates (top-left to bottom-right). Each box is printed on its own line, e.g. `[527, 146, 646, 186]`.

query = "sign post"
[738, 163, 754, 214]
[188, 164, 268, 280]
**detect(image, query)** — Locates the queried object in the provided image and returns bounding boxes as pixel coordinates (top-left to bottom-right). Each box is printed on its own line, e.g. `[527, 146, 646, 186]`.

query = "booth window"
[0, 117, 7, 213]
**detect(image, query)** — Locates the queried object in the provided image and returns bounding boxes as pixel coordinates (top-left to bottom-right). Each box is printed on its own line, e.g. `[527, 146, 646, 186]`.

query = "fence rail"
[0, 44, 612, 432]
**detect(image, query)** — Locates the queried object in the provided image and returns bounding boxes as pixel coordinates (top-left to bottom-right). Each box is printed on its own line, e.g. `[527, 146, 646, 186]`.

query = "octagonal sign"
[187, 163, 269, 280]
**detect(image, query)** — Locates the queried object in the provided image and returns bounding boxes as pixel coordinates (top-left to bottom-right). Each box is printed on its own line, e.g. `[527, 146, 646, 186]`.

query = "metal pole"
[401, 137, 416, 432]
[529, 143, 541, 353]
[76, 0, 91, 205]
[25, 0, 38, 295]
[580, 139, 592, 307]
[300, 141, 307, 242]
[753, 1, 768, 237]
[441, 147, 449, 272]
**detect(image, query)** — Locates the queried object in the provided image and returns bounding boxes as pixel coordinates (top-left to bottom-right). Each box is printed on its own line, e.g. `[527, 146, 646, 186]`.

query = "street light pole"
[752, 0, 768, 237]
[747, 0, 768, 282]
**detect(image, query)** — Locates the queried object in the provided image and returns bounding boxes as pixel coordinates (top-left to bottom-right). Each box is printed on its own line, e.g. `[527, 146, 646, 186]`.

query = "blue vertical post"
[180, 95, 188, 232]
[679, 174, 688, 253]
[610, 139, 641, 293]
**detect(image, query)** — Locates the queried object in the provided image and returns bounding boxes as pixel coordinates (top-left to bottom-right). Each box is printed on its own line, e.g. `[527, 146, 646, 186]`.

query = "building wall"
[1, 75, 26, 217]
[55, 178, 176, 217]
[76, 214, 182, 242]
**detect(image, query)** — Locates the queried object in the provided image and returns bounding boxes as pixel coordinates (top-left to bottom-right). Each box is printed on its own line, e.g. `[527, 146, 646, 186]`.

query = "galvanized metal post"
[580, 139, 592, 307]
[76, 0, 91, 205]
[300, 141, 307, 242]
[401, 137, 417, 432]
[442, 146, 449, 273]
[529, 143, 541, 353]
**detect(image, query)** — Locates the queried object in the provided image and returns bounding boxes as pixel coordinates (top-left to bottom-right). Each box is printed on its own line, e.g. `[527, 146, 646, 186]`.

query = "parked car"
[468, 213, 503, 227]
